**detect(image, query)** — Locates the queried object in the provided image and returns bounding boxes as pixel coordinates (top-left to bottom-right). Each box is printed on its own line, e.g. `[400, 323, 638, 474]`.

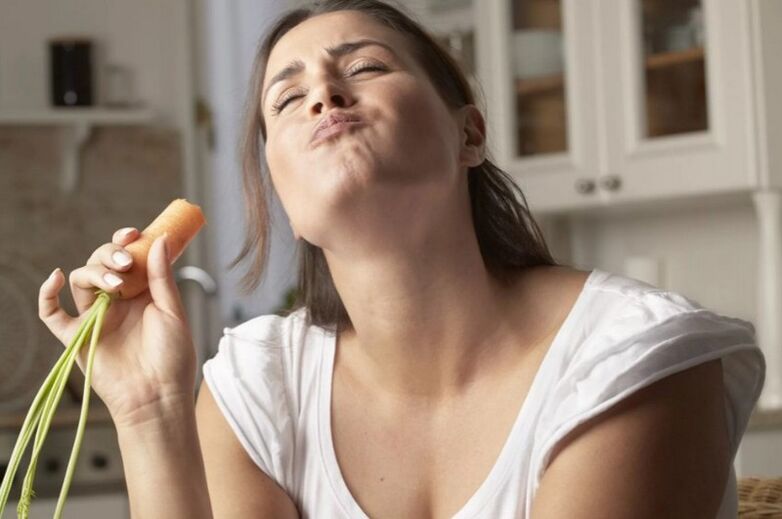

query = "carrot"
[0, 198, 207, 519]
[119, 198, 207, 299]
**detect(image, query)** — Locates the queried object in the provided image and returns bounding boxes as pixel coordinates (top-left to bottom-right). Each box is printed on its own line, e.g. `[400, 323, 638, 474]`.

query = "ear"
[458, 104, 486, 169]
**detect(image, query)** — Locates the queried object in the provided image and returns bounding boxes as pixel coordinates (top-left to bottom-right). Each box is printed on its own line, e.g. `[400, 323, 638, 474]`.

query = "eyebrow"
[262, 38, 397, 107]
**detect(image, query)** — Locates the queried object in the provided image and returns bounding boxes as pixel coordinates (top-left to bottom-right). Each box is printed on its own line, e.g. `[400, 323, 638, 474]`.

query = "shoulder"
[523, 265, 738, 356]
[225, 306, 313, 349]
[546, 267, 762, 422]
[203, 306, 330, 405]
[531, 266, 764, 460]
[528, 268, 764, 517]
[209, 306, 327, 377]
[200, 306, 327, 493]
[557, 267, 756, 361]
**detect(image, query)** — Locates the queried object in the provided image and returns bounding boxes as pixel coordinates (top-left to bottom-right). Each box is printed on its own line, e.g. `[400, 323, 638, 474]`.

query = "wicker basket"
[738, 477, 782, 518]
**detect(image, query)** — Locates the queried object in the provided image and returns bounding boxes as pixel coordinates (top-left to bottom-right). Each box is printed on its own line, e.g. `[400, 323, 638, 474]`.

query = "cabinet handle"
[599, 175, 622, 191]
[574, 178, 596, 194]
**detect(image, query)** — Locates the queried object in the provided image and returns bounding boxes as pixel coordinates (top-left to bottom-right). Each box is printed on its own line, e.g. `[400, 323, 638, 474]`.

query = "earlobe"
[460, 105, 486, 168]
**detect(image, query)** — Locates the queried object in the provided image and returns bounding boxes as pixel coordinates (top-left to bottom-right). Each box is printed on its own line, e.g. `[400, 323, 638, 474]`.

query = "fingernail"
[118, 227, 135, 239]
[112, 250, 132, 267]
[104, 272, 123, 287]
[48, 268, 60, 282]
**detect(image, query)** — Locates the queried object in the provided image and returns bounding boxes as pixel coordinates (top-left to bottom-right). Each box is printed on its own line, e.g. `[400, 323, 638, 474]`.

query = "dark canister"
[49, 38, 94, 107]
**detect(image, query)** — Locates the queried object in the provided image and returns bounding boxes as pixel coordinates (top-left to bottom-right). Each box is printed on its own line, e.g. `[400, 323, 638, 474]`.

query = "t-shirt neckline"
[317, 268, 603, 518]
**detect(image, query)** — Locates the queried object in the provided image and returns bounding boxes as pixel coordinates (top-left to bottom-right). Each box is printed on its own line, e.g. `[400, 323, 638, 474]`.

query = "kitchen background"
[0, 0, 780, 516]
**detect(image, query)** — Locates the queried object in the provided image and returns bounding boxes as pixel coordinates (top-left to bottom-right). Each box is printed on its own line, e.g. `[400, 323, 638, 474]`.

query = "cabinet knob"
[599, 175, 622, 191]
[574, 178, 596, 194]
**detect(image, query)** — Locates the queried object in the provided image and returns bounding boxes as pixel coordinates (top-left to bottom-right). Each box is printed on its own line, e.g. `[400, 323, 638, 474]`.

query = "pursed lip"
[310, 111, 363, 145]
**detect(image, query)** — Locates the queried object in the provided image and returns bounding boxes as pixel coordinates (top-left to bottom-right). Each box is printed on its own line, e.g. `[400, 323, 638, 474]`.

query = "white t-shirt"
[202, 268, 766, 518]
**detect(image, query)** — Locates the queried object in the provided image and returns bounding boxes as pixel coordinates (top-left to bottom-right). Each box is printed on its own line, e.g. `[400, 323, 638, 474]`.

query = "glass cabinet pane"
[640, 0, 708, 138]
[511, 0, 568, 158]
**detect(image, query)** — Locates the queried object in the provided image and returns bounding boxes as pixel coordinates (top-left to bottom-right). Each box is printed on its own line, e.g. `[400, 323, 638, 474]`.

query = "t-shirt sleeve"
[201, 318, 296, 492]
[534, 308, 766, 482]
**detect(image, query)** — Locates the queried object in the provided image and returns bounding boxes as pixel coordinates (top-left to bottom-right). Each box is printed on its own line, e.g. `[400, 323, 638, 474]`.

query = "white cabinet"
[598, 0, 755, 208]
[476, 0, 760, 214]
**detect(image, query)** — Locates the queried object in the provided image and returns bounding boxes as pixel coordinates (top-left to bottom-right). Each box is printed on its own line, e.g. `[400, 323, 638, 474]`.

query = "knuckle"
[70, 266, 94, 287]
[90, 243, 113, 265]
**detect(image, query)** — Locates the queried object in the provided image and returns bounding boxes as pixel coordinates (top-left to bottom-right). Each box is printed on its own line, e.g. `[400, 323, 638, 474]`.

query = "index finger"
[38, 267, 75, 346]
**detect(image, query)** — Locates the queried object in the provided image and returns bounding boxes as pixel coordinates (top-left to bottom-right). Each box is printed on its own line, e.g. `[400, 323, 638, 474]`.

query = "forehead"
[265, 10, 413, 74]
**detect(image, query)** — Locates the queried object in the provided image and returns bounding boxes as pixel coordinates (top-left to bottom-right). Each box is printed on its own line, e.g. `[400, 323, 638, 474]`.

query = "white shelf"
[0, 107, 157, 193]
[0, 106, 155, 125]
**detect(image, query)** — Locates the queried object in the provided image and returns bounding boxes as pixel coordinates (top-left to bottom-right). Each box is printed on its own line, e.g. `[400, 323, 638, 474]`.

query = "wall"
[565, 197, 756, 323]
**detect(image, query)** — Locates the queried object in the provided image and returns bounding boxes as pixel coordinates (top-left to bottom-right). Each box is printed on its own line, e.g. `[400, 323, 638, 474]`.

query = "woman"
[40, 0, 765, 517]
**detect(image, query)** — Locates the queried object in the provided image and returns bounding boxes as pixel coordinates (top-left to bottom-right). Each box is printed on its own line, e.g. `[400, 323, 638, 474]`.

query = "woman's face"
[261, 10, 481, 250]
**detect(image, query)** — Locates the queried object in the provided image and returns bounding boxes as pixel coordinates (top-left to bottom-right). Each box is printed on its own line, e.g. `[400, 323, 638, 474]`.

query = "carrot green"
[0, 289, 114, 519]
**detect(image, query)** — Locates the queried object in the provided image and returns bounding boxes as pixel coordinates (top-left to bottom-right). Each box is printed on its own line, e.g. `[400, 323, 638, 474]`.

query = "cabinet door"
[599, 0, 756, 205]
[481, 0, 602, 214]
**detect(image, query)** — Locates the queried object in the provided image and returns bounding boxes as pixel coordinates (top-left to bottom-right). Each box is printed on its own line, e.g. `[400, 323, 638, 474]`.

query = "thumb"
[147, 233, 184, 318]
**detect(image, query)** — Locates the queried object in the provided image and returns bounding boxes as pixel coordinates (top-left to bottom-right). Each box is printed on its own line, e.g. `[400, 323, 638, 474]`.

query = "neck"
[325, 236, 546, 404]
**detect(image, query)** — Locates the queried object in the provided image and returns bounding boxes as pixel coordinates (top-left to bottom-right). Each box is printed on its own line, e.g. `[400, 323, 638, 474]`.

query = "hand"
[38, 227, 196, 427]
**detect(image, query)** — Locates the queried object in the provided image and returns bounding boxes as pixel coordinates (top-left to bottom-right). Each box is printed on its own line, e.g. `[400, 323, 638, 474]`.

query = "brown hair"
[228, 0, 559, 330]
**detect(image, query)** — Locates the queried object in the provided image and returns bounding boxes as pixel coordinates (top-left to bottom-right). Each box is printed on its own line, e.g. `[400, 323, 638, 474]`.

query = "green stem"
[54, 292, 111, 519]
[17, 330, 86, 518]
[0, 292, 109, 519]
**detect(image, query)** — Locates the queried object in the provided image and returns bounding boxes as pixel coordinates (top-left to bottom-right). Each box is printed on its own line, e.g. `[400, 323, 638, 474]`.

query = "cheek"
[266, 123, 308, 180]
[389, 81, 458, 167]
[266, 135, 329, 226]
[266, 144, 299, 211]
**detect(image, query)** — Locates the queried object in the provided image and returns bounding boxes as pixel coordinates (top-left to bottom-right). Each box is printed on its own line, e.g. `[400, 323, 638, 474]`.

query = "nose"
[309, 78, 354, 114]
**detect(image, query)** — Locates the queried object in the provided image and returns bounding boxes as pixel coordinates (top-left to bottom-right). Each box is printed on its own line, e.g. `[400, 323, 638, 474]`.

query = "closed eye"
[270, 63, 387, 114]
[347, 63, 385, 75]
[271, 94, 304, 114]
